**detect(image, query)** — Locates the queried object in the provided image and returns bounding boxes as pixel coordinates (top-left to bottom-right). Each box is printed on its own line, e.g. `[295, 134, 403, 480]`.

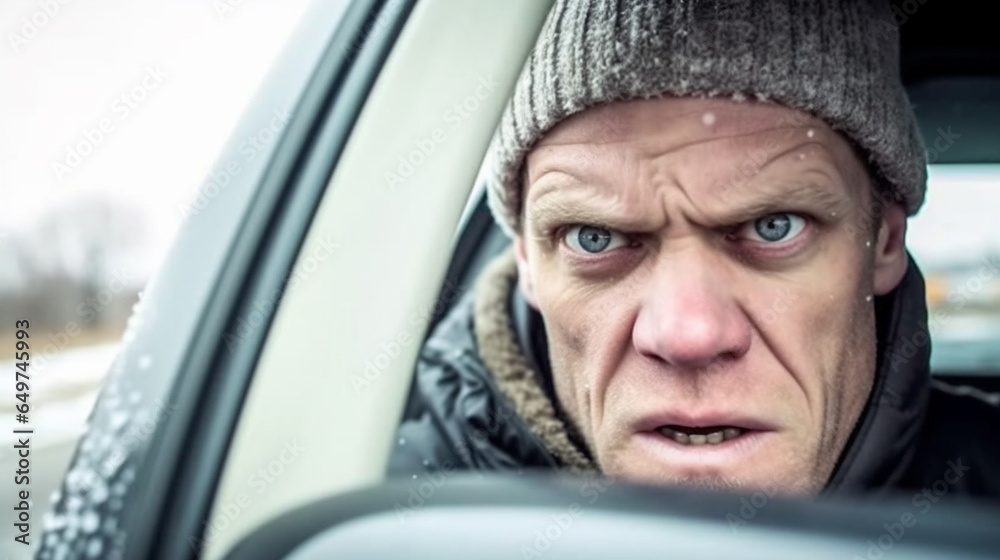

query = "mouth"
[632, 413, 777, 458]
[656, 425, 747, 446]
[626, 413, 780, 478]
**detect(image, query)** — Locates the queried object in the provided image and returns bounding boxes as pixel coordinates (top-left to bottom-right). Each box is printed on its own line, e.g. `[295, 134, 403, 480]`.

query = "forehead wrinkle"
[757, 140, 841, 178]
[539, 98, 822, 148]
[635, 124, 818, 162]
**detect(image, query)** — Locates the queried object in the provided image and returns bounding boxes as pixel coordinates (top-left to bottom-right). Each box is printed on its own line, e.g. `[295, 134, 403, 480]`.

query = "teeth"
[659, 426, 744, 446]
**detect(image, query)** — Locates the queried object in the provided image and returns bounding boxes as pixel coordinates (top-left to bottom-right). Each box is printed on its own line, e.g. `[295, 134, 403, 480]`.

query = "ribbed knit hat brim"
[487, 0, 927, 236]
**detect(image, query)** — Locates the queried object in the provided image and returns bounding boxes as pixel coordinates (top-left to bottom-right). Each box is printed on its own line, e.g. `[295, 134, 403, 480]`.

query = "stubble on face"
[517, 97, 883, 496]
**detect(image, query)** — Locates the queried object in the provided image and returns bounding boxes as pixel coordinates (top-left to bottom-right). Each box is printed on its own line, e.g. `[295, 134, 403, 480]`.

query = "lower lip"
[634, 429, 773, 468]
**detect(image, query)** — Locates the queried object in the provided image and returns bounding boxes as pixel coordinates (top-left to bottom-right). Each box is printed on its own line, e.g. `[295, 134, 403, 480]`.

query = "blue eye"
[565, 225, 629, 254]
[741, 213, 806, 243]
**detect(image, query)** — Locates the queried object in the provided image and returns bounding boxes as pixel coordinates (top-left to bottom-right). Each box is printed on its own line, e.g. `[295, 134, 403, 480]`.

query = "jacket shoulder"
[388, 291, 558, 477]
[902, 380, 1000, 499]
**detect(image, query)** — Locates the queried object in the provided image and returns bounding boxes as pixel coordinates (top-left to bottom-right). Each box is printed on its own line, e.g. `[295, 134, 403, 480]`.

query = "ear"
[513, 236, 540, 309]
[872, 203, 908, 296]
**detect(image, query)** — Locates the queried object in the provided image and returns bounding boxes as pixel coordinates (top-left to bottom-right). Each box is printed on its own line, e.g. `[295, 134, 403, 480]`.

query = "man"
[391, 0, 1000, 498]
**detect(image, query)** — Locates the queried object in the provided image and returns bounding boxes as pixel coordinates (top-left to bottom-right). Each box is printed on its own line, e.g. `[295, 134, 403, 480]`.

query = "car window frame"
[37, 1, 414, 558]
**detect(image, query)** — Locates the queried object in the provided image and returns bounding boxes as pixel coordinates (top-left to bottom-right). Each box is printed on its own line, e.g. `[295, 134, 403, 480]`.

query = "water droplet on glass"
[86, 537, 104, 558]
[398, 438, 406, 446]
[90, 483, 109, 504]
[807, 129, 815, 138]
[866, 241, 872, 248]
[138, 355, 152, 369]
[701, 112, 716, 126]
[121, 467, 137, 484]
[64, 526, 79, 542]
[45, 531, 59, 547]
[412, 474, 417, 479]
[109, 411, 129, 432]
[830, 212, 837, 217]
[81, 510, 100, 533]
[50, 512, 67, 531]
[422, 460, 430, 467]
[66, 495, 84, 512]
[866, 295, 873, 302]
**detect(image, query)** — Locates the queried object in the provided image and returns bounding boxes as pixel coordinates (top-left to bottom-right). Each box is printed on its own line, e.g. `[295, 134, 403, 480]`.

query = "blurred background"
[1, 1, 999, 558]
[0, 1, 318, 557]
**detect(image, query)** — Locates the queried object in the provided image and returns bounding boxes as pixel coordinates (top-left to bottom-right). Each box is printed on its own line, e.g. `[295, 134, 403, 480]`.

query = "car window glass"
[907, 164, 1000, 373]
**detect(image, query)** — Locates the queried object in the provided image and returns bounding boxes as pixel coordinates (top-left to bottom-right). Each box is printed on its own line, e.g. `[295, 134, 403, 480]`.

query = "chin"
[613, 466, 816, 497]
[599, 432, 819, 497]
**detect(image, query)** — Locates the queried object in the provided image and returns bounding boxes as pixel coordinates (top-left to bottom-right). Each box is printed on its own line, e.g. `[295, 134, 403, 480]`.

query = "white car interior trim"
[204, 1, 553, 557]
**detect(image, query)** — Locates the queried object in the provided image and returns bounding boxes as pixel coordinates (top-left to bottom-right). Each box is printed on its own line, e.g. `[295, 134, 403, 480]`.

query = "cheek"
[798, 239, 871, 355]
[533, 263, 640, 407]
[748, 236, 873, 415]
[538, 277, 630, 363]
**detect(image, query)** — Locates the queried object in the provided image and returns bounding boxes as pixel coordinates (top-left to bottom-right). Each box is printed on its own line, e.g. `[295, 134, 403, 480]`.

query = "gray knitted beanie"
[486, 0, 927, 236]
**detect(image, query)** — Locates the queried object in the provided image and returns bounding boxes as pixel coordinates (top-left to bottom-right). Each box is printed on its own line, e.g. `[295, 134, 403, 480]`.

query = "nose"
[632, 250, 752, 370]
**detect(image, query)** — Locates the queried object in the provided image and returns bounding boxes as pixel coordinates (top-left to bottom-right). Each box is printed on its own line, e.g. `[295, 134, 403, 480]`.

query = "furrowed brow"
[716, 182, 848, 224]
[526, 193, 621, 233]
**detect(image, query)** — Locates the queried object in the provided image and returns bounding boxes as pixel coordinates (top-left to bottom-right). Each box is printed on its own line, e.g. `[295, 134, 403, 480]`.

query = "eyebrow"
[715, 180, 849, 224]
[525, 179, 849, 233]
[527, 193, 625, 231]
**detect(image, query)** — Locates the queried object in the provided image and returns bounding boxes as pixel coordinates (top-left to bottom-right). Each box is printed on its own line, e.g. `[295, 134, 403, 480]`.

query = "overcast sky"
[1, 0, 318, 278]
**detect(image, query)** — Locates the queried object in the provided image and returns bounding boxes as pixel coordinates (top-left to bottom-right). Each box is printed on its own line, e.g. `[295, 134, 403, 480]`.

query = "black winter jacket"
[390, 249, 1000, 501]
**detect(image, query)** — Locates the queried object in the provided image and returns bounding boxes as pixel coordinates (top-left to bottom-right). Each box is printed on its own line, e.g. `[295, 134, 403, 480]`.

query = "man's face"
[515, 97, 908, 495]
